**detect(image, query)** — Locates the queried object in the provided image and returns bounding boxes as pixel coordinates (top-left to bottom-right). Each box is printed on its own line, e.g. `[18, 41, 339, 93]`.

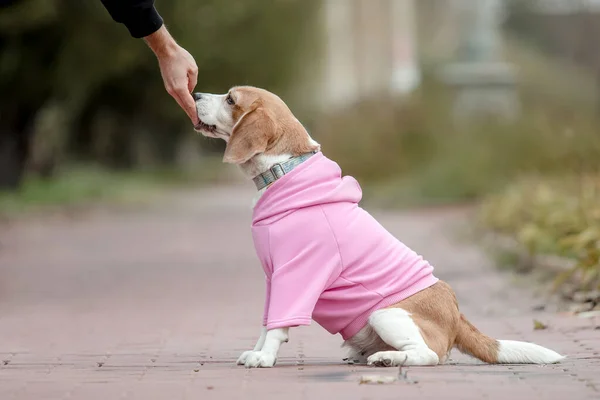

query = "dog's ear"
[223, 104, 277, 164]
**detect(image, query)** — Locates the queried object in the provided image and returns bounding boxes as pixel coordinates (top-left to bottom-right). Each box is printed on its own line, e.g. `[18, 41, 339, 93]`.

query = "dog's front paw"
[236, 350, 254, 366]
[244, 351, 276, 368]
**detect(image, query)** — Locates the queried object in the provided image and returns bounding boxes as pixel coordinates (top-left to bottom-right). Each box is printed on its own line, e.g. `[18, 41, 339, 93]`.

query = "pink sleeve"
[264, 208, 342, 330]
[262, 277, 271, 326]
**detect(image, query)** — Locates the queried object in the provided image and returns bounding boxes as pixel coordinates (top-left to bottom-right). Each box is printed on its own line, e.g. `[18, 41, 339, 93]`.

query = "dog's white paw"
[367, 349, 439, 367]
[367, 351, 408, 367]
[243, 351, 277, 368]
[236, 350, 254, 366]
[346, 350, 368, 365]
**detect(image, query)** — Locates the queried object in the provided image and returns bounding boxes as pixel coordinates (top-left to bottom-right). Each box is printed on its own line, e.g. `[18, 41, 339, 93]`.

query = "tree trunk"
[0, 132, 26, 190]
[0, 107, 35, 190]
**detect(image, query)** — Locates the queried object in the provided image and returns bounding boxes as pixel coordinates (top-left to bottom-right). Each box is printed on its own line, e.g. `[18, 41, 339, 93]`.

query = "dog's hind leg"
[366, 308, 439, 367]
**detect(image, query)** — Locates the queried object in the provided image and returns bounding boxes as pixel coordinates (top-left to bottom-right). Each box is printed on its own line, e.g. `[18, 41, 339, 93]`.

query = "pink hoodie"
[252, 152, 438, 340]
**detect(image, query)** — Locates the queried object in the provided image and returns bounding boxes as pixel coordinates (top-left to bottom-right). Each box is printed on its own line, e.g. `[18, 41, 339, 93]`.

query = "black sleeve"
[100, 0, 164, 39]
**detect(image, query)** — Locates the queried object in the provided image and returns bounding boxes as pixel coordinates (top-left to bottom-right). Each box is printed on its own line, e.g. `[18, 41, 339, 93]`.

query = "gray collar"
[253, 151, 318, 191]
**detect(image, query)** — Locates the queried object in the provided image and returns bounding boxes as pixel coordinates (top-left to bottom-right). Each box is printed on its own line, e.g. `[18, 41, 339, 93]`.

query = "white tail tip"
[497, 340, 566, 364]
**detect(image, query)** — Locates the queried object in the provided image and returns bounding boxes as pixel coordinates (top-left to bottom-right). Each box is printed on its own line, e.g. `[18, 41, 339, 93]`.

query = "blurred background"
[1, 0, 599, 294]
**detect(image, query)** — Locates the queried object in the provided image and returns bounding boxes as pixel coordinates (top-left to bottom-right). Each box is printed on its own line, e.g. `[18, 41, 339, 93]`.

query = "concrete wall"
[319, 0, 420, 110]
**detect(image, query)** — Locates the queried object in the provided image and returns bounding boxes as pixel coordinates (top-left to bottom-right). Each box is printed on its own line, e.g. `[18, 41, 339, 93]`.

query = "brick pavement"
[0, 184, 598, 399]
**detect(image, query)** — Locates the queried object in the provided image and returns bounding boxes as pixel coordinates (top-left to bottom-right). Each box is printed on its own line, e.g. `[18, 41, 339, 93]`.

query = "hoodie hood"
[252, 152, 362, 225]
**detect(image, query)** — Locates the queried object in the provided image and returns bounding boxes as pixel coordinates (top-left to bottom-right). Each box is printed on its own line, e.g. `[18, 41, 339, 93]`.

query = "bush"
[479, 176, 600, 291]
[311, 74, 600, 206]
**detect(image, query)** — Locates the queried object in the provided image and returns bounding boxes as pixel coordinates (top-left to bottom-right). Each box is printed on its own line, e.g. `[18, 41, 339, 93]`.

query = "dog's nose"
[193, 92, 203, 101]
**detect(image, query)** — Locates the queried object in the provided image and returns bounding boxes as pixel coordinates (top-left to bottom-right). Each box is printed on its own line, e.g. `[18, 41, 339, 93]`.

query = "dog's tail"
[454, 314, 565, 364]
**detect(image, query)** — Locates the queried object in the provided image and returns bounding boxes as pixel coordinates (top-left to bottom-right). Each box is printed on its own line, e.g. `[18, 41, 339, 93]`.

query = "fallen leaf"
[359, 375, 397, 385]
[533, 319, 548, 330]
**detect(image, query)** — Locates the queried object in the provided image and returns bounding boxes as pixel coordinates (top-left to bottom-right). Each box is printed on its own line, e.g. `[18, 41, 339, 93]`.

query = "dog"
[193, 86, 565, 368]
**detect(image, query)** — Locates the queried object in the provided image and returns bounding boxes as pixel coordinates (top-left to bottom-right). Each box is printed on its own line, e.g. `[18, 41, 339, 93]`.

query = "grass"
[0, 157, 230, 217]
[478, 175, 600, 292]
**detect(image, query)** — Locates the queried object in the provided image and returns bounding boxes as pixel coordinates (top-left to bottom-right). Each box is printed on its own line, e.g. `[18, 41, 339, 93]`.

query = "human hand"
[145, 26, 199, 124]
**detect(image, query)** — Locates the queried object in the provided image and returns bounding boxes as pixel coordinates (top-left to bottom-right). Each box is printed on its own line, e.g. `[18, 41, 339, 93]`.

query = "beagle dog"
[193, 86, 565, 369]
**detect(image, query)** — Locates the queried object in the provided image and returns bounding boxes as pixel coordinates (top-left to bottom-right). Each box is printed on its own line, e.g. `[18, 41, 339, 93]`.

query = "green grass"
[0, 157, 229, 217]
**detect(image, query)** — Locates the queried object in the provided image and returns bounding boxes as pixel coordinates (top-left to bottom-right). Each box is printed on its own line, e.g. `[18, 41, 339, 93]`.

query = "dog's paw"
[243, 351, 277, 368]
[367, 349, 439, 367]
[236, 350, 254, 366]
[367, 351, 408, 367]
[345, 350, 368, 365]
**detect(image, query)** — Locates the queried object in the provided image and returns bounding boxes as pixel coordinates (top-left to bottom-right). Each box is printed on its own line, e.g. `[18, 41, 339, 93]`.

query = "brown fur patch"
[387, 281, 460, 360]
[454, 314, 500, 363]
[223, 103, 276, 164]
[231, 103, 245, 123]
[223, 86, 318, 164]
[388, 281, 499, 363]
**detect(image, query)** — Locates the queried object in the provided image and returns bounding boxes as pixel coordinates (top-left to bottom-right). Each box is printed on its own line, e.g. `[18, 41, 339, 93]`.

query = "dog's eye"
[226, 95, 235, 105]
